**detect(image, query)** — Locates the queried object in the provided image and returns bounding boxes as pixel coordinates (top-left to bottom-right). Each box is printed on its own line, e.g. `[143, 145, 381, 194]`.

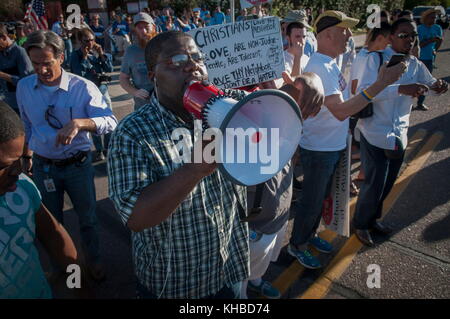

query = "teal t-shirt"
[0, 174, 52, 298]
[418, 24, 443, 61]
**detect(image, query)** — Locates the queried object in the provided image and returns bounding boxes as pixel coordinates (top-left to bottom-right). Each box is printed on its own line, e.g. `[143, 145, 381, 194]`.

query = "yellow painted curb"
[269, 129, 430, 297]
[298, 131, 443, 299]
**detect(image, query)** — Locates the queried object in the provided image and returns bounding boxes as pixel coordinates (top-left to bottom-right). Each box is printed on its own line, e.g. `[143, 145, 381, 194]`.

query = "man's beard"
[138, 33, 155, 48]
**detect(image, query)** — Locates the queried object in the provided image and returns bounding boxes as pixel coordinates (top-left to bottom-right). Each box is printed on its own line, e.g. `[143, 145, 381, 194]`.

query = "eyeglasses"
[397, 32, 418, 40]
[157, 52, 205, 68]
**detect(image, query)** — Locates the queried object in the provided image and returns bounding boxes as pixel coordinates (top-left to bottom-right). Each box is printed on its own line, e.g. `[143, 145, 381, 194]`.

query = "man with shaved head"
[287, 11, 406, 269]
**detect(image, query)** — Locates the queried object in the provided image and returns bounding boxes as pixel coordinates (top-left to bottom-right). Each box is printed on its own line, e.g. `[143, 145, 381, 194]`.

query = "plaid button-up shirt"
[108, 94, 249, 298]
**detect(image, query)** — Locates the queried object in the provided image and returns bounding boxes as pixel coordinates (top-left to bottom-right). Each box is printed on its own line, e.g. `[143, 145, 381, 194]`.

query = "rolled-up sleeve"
[107, 126, 156, 225]
[84, 81, 117, 135]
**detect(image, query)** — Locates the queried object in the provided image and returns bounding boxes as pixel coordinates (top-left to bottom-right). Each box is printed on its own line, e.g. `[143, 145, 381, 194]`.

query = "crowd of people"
[0, 3, 448, 299]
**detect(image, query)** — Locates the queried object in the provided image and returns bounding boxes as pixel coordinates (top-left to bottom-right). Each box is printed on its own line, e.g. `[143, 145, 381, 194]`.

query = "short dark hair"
[145, 31, 192, 72]
[77, 27, 95, 42]
[391, 18, 415, 34]
[286, 22, 305, 37]
[398, 10, 412, 18]
[367, 22, 391, 43]
[0, 102, 24, 144]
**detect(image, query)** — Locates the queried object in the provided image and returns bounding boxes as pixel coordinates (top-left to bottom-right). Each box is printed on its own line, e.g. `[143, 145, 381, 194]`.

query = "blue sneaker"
[309, 236, 333, 254]
[287, 245, 322, 269]
[248, 280, 281, 299]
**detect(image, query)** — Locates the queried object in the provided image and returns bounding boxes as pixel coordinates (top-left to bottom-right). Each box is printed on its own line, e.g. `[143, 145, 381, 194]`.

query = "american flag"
[25, 0, 48, 30]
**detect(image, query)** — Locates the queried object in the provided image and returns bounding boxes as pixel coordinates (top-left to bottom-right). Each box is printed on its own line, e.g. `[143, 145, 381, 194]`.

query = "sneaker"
[416, 104, 429, 111]
[309, 236, 333, 254]
[247, 280, 281, 299]
[287, 245, 322, 269]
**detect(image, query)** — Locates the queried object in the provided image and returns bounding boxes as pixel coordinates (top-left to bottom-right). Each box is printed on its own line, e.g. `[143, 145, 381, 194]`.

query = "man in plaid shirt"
[108, 31, 249, 299]
[108, 31, 325, 299]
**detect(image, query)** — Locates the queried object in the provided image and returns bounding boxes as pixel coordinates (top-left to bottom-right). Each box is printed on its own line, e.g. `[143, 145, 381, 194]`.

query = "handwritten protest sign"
[188, 17, 285, 89]
[321, 134, 352, 237]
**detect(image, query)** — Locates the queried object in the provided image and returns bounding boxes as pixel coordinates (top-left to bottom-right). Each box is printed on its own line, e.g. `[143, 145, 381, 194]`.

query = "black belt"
[34, 151, 89, 167]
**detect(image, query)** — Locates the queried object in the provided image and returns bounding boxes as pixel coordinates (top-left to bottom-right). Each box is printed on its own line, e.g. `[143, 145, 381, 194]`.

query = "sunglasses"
[158, 52, 205, 68]
[45, 105, 72, 130]
[397, 32, 418, 40]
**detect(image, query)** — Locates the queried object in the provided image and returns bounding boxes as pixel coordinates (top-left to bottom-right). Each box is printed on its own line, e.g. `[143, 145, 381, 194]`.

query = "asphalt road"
[44, 32, 450, 299]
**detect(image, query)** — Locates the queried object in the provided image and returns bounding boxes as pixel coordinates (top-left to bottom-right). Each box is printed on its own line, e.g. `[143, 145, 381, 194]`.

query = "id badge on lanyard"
[43, 164, 56, 193]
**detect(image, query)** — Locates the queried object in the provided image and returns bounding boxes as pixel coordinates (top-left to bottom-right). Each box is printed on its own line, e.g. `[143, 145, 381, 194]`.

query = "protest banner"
[240, 0, 273, 10]
[321, 134, 352, 237]
[188, 17, 285, 89]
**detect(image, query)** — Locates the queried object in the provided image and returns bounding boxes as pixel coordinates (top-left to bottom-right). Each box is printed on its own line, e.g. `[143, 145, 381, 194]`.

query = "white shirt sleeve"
[358, 52, 400, 102]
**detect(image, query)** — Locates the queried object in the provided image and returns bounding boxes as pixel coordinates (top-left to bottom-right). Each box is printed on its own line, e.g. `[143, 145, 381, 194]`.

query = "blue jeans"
[92, 84, 112, 153]
[417, 59, 433, 106]
[353, 134, 404, 230]
[32, 152, 100, 263]
[136, 281, 243, 299]
[290, 147, 342, 247]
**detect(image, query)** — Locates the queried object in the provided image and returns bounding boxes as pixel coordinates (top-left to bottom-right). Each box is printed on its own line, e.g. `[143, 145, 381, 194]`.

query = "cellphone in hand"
[387, 54, 407, 67]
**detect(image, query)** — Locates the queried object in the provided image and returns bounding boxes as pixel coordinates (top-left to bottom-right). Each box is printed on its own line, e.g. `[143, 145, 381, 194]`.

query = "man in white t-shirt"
[284, 22, 310, 78]
[287, 11, 406, 269]
[275, 17, 310, 89]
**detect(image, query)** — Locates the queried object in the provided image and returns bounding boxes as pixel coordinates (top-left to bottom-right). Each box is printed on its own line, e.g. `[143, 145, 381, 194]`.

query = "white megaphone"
[183, 81, 303, 186]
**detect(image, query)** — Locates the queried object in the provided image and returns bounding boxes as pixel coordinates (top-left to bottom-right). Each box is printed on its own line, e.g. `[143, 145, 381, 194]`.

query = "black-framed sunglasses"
[45, 105, 72, 130]
[397, 32, 418, 40]
[157, 52, 205, 68]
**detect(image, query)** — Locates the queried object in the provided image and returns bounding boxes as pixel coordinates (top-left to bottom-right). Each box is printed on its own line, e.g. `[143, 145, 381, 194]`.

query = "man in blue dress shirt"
[16, 30, 117, 281]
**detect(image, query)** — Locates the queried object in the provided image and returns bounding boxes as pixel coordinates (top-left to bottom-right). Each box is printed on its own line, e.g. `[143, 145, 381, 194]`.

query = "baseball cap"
[133, 12, 154, 26]
[281, 10, 311, 30]
[193, 8, 201, 13]
[314, 10, 359, 34]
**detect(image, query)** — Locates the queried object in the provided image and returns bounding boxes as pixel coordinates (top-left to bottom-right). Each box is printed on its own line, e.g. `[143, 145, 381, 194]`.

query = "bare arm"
[435, 37, 443, 51]
[55, 118, 97, 146]
[420, 38, 437, 48]
[0, 71, 14, 84]
[119, 72, 139, 96]
[35, 204, 78, 268]
[127, 148, 216, 232]
[326, 62, 406, 121]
